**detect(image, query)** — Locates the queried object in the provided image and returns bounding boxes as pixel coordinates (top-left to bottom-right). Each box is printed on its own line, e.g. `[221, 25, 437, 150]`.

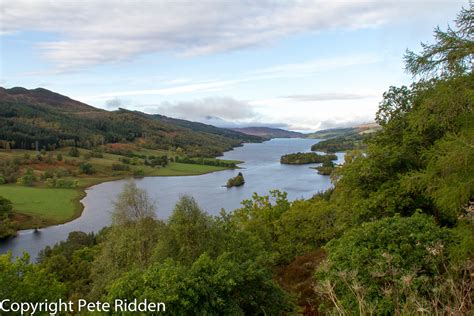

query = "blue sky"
[0, 0, 466, 131]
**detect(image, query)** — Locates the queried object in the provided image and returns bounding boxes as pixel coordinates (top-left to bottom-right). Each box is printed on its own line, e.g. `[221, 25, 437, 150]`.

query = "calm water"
[0, 138, 343, 260]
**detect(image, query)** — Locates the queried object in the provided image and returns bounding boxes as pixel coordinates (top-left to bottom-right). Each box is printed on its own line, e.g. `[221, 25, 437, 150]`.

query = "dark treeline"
[280, 152, 337, 165]
[0, 5, 473, 314]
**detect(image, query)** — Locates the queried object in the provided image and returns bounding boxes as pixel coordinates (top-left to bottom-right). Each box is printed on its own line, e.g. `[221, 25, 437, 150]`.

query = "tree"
[0, 196, 12, 215]
[0, 253, 66, 302]
[375, 85, 413, 126]
[112, 180, 156, 225]
[404, 3, 474, 78]
[154, 196, 212, 264]
[78, 162, 95, 175]
[107, 253, 293, 315]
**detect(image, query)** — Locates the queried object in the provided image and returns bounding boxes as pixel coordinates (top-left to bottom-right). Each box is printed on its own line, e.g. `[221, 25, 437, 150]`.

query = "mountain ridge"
[0, 87, 262, 157]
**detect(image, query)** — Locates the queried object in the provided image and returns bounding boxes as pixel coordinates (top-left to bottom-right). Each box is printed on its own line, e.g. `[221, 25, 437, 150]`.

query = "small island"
[280, 152, 337, 165]
[226, 172, 245, 188]
[314, 159, 336, 175]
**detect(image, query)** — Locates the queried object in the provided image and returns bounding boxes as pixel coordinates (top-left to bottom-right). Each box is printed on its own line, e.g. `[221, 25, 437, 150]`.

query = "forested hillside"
[0, 4, 472, 315]
[230, 127, 304, 138]
[0, 88, 261, 157]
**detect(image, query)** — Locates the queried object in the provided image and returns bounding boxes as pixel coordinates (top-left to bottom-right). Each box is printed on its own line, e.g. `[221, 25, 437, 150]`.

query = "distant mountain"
[0, 87, 263, 157]
[230, 127, 304, 139]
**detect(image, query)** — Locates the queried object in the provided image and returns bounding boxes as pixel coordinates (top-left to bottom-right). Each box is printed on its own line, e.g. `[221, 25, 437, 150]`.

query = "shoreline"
[9, 162, 243, 235]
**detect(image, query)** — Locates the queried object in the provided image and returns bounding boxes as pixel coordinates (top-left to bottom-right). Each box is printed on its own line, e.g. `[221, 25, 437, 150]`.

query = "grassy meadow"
[0, 145, 239, 230]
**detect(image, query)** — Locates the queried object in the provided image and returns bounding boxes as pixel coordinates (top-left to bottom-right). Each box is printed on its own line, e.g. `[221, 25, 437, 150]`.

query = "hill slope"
[0, 87, 262, 157]
[230, 127, 304, 139]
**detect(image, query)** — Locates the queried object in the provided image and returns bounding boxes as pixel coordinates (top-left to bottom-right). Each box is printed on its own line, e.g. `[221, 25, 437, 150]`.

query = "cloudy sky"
[0, 0, 466, 131]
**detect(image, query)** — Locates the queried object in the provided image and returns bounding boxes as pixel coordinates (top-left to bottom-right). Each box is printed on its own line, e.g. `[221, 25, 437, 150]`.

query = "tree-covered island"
[226, 172, 245, 188]
[280, 152, 337, 165]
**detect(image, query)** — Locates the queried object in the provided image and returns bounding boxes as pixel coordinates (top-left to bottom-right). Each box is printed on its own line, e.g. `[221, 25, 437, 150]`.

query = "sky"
[0, 0, 467, 131]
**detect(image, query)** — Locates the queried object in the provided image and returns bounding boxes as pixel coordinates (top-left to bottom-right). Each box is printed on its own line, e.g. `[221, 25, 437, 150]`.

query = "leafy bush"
[16, 169, 36, 186]
[45, 178, 78, 188]
[79, 163, 95, 175]
[68, 147, 80, 157]
[315, 213, 473, 315]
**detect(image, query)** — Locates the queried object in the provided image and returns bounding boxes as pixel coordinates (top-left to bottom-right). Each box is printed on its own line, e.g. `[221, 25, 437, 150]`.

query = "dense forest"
[280, 152, 337, 165]
[0, 5, 473, 315]
[0, 88, 262, 157]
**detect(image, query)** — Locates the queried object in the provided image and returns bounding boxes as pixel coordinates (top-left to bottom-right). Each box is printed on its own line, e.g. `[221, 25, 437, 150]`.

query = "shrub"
[68, 147, 80, 157]
[315, 213, 473, 315]
[79, 163, 95, 175]
[17, 169, 36, 186]
[111, 164, 130, 171]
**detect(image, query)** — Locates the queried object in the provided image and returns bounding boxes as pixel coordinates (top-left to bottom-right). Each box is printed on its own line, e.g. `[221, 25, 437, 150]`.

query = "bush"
[0, 196, 13, 215]
[45, 178, 78, 188]
[79, 163, 95, 175]
[315, 213, 473, 315]
[68, 147, 80, 157]
[111, 164, 130, 171]
[17, 169, 36, 186]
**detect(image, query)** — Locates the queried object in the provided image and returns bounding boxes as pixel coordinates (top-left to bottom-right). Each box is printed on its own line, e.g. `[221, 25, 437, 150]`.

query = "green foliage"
[276, 199, 337, 261]
[311, 133, 370, 153]
[68, 147, 80, 157]
[316, 213, 473, 315]
[38, 231, 98, 297]
[108, 253, 293, 315]
[154, 196, 213, 264]
[0, 215, 16, 239]
[16, 168, 36, 186]
[175, 156, 236, 168]
[0, 196, 13, 215]
[225, 172, 245, 187]
[280, 152, 337, 164]
[56, 153, 63, 161]
[0, 253, 66, 302]
[45, 177, 78, 188]
[112, 181, 156, 225]
[111, 163, 130, 171]
[404, 3, 474, 78]
[78, 162, 95, 175]
[0, 88, 262, 156]
[315, 159, 335, 175]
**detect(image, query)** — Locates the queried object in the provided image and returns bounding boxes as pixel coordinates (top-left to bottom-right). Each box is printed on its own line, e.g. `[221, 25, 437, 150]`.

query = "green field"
[0, 185, 81, 226]
[0, 147, 240, 230]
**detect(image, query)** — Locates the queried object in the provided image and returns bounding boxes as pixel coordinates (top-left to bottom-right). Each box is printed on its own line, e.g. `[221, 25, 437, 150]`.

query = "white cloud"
[78, 54, 383, 101]
[144, 97, 257, 121]
[1, 0, 454, 70]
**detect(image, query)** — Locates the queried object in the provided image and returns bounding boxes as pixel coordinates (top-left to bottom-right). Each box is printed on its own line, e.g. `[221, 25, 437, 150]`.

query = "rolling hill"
[230, 127, 304, 139]
[0, 87, 263, 157]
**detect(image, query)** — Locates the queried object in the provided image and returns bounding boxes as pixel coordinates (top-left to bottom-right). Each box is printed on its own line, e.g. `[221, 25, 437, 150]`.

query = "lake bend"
[0, 138, 344, 260]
